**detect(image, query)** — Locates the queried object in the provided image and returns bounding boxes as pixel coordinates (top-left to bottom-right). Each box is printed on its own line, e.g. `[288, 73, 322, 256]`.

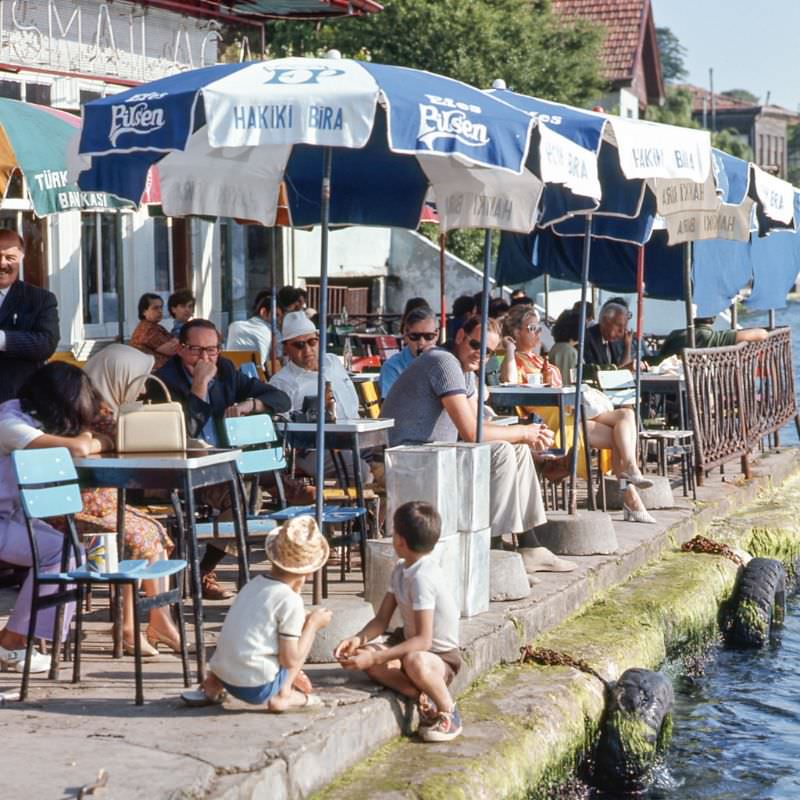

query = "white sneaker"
[0, 645, 52, 673]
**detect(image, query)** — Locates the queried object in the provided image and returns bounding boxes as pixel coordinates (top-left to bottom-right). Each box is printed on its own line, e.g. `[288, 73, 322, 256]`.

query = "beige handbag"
[116, 375, 187, 453]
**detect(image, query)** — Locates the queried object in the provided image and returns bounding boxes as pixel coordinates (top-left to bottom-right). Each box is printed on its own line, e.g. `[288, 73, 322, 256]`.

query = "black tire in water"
[725, 557, 786, 649]
[592, 668, 674, 793]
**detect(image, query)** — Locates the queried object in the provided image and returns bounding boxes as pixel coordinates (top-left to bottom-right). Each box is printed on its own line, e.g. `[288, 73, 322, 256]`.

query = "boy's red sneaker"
[420, 706, 462, 742]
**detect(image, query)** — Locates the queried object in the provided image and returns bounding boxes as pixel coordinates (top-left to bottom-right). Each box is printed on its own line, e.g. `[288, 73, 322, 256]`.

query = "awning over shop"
[141, 0, 382, 20]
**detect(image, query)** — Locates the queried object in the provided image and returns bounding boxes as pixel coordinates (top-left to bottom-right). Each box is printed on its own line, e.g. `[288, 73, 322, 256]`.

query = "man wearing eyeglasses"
[154, 318, 291, 599]
[382, 316, 553, 547]
[379, 305, 438, 398]
[270, 311, 373, 483]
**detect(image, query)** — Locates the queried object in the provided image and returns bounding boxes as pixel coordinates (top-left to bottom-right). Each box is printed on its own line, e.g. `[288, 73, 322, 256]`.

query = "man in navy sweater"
[0, 230, 59, 402]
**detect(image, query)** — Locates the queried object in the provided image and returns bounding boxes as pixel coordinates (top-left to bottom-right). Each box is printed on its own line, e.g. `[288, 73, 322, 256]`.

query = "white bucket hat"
[282, 310, 318, 342]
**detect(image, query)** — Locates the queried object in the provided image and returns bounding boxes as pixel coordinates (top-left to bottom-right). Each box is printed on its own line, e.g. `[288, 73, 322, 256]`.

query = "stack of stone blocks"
[366, 443, 491, 619]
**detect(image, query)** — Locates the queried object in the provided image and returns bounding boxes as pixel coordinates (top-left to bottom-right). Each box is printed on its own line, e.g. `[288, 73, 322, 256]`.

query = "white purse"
[116, 375, 187, 453]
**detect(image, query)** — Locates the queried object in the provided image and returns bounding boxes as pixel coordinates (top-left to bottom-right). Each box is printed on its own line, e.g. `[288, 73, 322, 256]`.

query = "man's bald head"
[0, 229, 23, 291]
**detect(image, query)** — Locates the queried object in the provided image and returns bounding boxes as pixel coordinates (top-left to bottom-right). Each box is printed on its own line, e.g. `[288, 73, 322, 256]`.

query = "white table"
[74, 448, 243, 679]
[488, 385, 576, 447]
[278, 418, 394, 529]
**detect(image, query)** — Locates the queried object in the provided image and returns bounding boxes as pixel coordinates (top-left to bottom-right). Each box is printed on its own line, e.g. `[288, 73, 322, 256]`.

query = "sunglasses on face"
[526, 323, 542, 334]
[183, 345, 219, 356]
[289, 337, 320, 351]
[468, 338, 496, 358]
[406, 331, 438, 342]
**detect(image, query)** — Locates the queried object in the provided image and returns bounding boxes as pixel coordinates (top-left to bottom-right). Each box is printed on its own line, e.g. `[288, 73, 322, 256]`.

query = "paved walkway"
[2, 448, 798, 799]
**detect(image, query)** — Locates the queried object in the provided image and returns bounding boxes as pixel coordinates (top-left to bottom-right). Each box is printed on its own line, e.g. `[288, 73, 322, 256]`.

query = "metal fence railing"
[683, 328, 800, 484]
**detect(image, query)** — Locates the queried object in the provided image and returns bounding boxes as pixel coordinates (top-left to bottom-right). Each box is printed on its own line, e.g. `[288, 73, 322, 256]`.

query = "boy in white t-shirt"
[335, 501, 462, 742]
[181, 516, 331, 710]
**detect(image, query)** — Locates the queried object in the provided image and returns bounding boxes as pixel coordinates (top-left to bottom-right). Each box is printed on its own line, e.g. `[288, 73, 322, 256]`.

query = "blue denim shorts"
[220, 667, 289, 705]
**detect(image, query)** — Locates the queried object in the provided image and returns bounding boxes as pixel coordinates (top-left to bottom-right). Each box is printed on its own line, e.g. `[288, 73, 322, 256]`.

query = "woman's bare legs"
[586, 409, 646, 511]
[121, 548, 180, 643]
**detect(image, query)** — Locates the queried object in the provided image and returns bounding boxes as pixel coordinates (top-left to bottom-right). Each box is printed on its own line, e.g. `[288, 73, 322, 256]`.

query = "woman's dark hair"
[137, 292, 162, 320]
[277, 285, 302, 311]
[452, 294, 477, 319]
[553, 310, 581, 343]
[510, 294, 534, 307]
[167, 289, 195, 316]
[18, 363, 100, 436]
[489, 298, 510, 318]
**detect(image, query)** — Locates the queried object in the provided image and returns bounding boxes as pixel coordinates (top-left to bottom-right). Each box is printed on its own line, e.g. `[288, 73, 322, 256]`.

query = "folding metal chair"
[12, 448, 191, 705]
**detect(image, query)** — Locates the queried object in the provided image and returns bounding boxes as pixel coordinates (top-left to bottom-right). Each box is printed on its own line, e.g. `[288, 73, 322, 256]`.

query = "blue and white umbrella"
[78, 57, 542, 233]
[77, 56, 547, 558]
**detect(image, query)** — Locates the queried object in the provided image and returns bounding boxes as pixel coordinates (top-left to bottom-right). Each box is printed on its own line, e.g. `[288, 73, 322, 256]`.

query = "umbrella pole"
[115, 213, 125, 343]
[270, 228, 278, 376]
[568, 214, 593, 516]
[683, 242, 695, 348]
[313, 147, 333, 604]
[439, 232, 447, 343]
[475, 230, 493, 444]
[544, 272, 550, 322]
[635, 246, 644, 433]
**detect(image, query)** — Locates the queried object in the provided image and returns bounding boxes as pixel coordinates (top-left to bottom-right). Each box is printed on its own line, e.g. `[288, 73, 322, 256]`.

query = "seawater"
[547, 305, 800, 800]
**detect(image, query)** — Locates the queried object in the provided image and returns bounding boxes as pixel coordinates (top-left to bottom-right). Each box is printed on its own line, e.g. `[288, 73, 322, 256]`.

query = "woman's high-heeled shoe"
[622, 502, 656, 524]
[619, 471, 655, 490]
[123, 633, 159, 658]
[146, 626, 189, 654]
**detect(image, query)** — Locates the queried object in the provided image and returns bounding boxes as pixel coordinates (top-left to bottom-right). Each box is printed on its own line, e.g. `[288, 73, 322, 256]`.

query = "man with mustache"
[0, 230, 59, 403]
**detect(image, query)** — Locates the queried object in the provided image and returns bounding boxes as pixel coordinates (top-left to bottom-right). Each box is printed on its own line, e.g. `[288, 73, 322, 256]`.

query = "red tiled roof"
[551, 0, 649, 84]
[678, 84, 759, 113]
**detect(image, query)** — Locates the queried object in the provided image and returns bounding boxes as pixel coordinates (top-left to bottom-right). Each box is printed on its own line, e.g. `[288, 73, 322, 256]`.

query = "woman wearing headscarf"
[82, 344, 183, 654]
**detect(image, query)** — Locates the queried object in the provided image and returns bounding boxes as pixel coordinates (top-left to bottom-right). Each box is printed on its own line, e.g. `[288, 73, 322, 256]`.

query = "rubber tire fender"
[592, 668, 674, 793]
[726, 557, 786, 649]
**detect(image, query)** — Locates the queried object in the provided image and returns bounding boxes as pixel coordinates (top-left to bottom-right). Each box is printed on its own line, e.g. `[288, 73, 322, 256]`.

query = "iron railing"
[683, 328, 800, 484]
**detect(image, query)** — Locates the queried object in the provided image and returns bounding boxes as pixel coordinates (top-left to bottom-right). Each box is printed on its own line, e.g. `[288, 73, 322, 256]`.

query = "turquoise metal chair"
[12, 448, 191, 705]
[195, 415, 366, 595]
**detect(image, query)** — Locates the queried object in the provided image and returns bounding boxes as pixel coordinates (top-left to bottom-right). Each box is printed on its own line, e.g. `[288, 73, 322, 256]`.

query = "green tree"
[263, 0, 605, 265]
[655, 26, 688, 82]
[721, 88, 760, 105]
[265, 0, 605, 105]
[787, 124, 800, 186]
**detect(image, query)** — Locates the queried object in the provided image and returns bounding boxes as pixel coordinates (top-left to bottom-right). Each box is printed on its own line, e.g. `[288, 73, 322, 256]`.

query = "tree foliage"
[655, 26, 688, 82]
[721, 88, 760, 105]
[264, 0, 606, 106]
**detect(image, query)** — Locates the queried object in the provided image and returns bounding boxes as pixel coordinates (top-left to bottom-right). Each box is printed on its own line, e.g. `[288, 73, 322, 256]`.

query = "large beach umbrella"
[489, 90, 715, 511]
[0, 98, 130, 217]
[77, 55, 544, 546]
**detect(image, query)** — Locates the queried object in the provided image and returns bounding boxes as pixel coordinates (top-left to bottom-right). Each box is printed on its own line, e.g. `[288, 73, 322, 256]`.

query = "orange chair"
[48, 351, 86, 369]
[219, 349, 266, 381]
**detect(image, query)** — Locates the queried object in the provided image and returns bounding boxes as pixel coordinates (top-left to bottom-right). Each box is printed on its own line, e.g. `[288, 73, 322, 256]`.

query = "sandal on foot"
[180, 687, 227, 707]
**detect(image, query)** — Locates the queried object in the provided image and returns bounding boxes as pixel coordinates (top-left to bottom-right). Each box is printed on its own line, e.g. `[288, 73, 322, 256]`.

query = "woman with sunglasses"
[501, 307, 655, 522]
[379, 306, 439, 398]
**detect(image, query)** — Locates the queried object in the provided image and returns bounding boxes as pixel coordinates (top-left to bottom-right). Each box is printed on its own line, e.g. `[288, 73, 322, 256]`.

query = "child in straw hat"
[181, 516, 331, 710]
[335, 501, 463, 742]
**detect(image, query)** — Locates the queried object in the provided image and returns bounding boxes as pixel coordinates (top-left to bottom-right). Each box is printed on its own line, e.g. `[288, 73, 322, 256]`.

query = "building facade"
[1, 0, 381, 350]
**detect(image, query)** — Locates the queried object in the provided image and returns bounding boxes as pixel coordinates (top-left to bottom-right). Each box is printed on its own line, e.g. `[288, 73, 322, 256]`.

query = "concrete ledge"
[4, 448, 799, 800]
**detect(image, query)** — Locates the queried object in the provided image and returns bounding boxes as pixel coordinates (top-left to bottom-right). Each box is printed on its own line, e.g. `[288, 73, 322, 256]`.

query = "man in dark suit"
[0, 230, 59, 402]
[583, 302, 632, 375]
[154, 318, 291, 599]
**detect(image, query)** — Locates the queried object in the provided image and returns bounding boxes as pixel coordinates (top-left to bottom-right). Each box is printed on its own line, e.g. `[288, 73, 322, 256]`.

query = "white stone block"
[460, 527, 490, 617]
[365, 537, 463, 628]
[385, 445, 458, 538]
[306, 596, 375, 663]
[432, 442, 491, 532]
[431, 533, 462, 616]
[364, 539, 402, 628]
